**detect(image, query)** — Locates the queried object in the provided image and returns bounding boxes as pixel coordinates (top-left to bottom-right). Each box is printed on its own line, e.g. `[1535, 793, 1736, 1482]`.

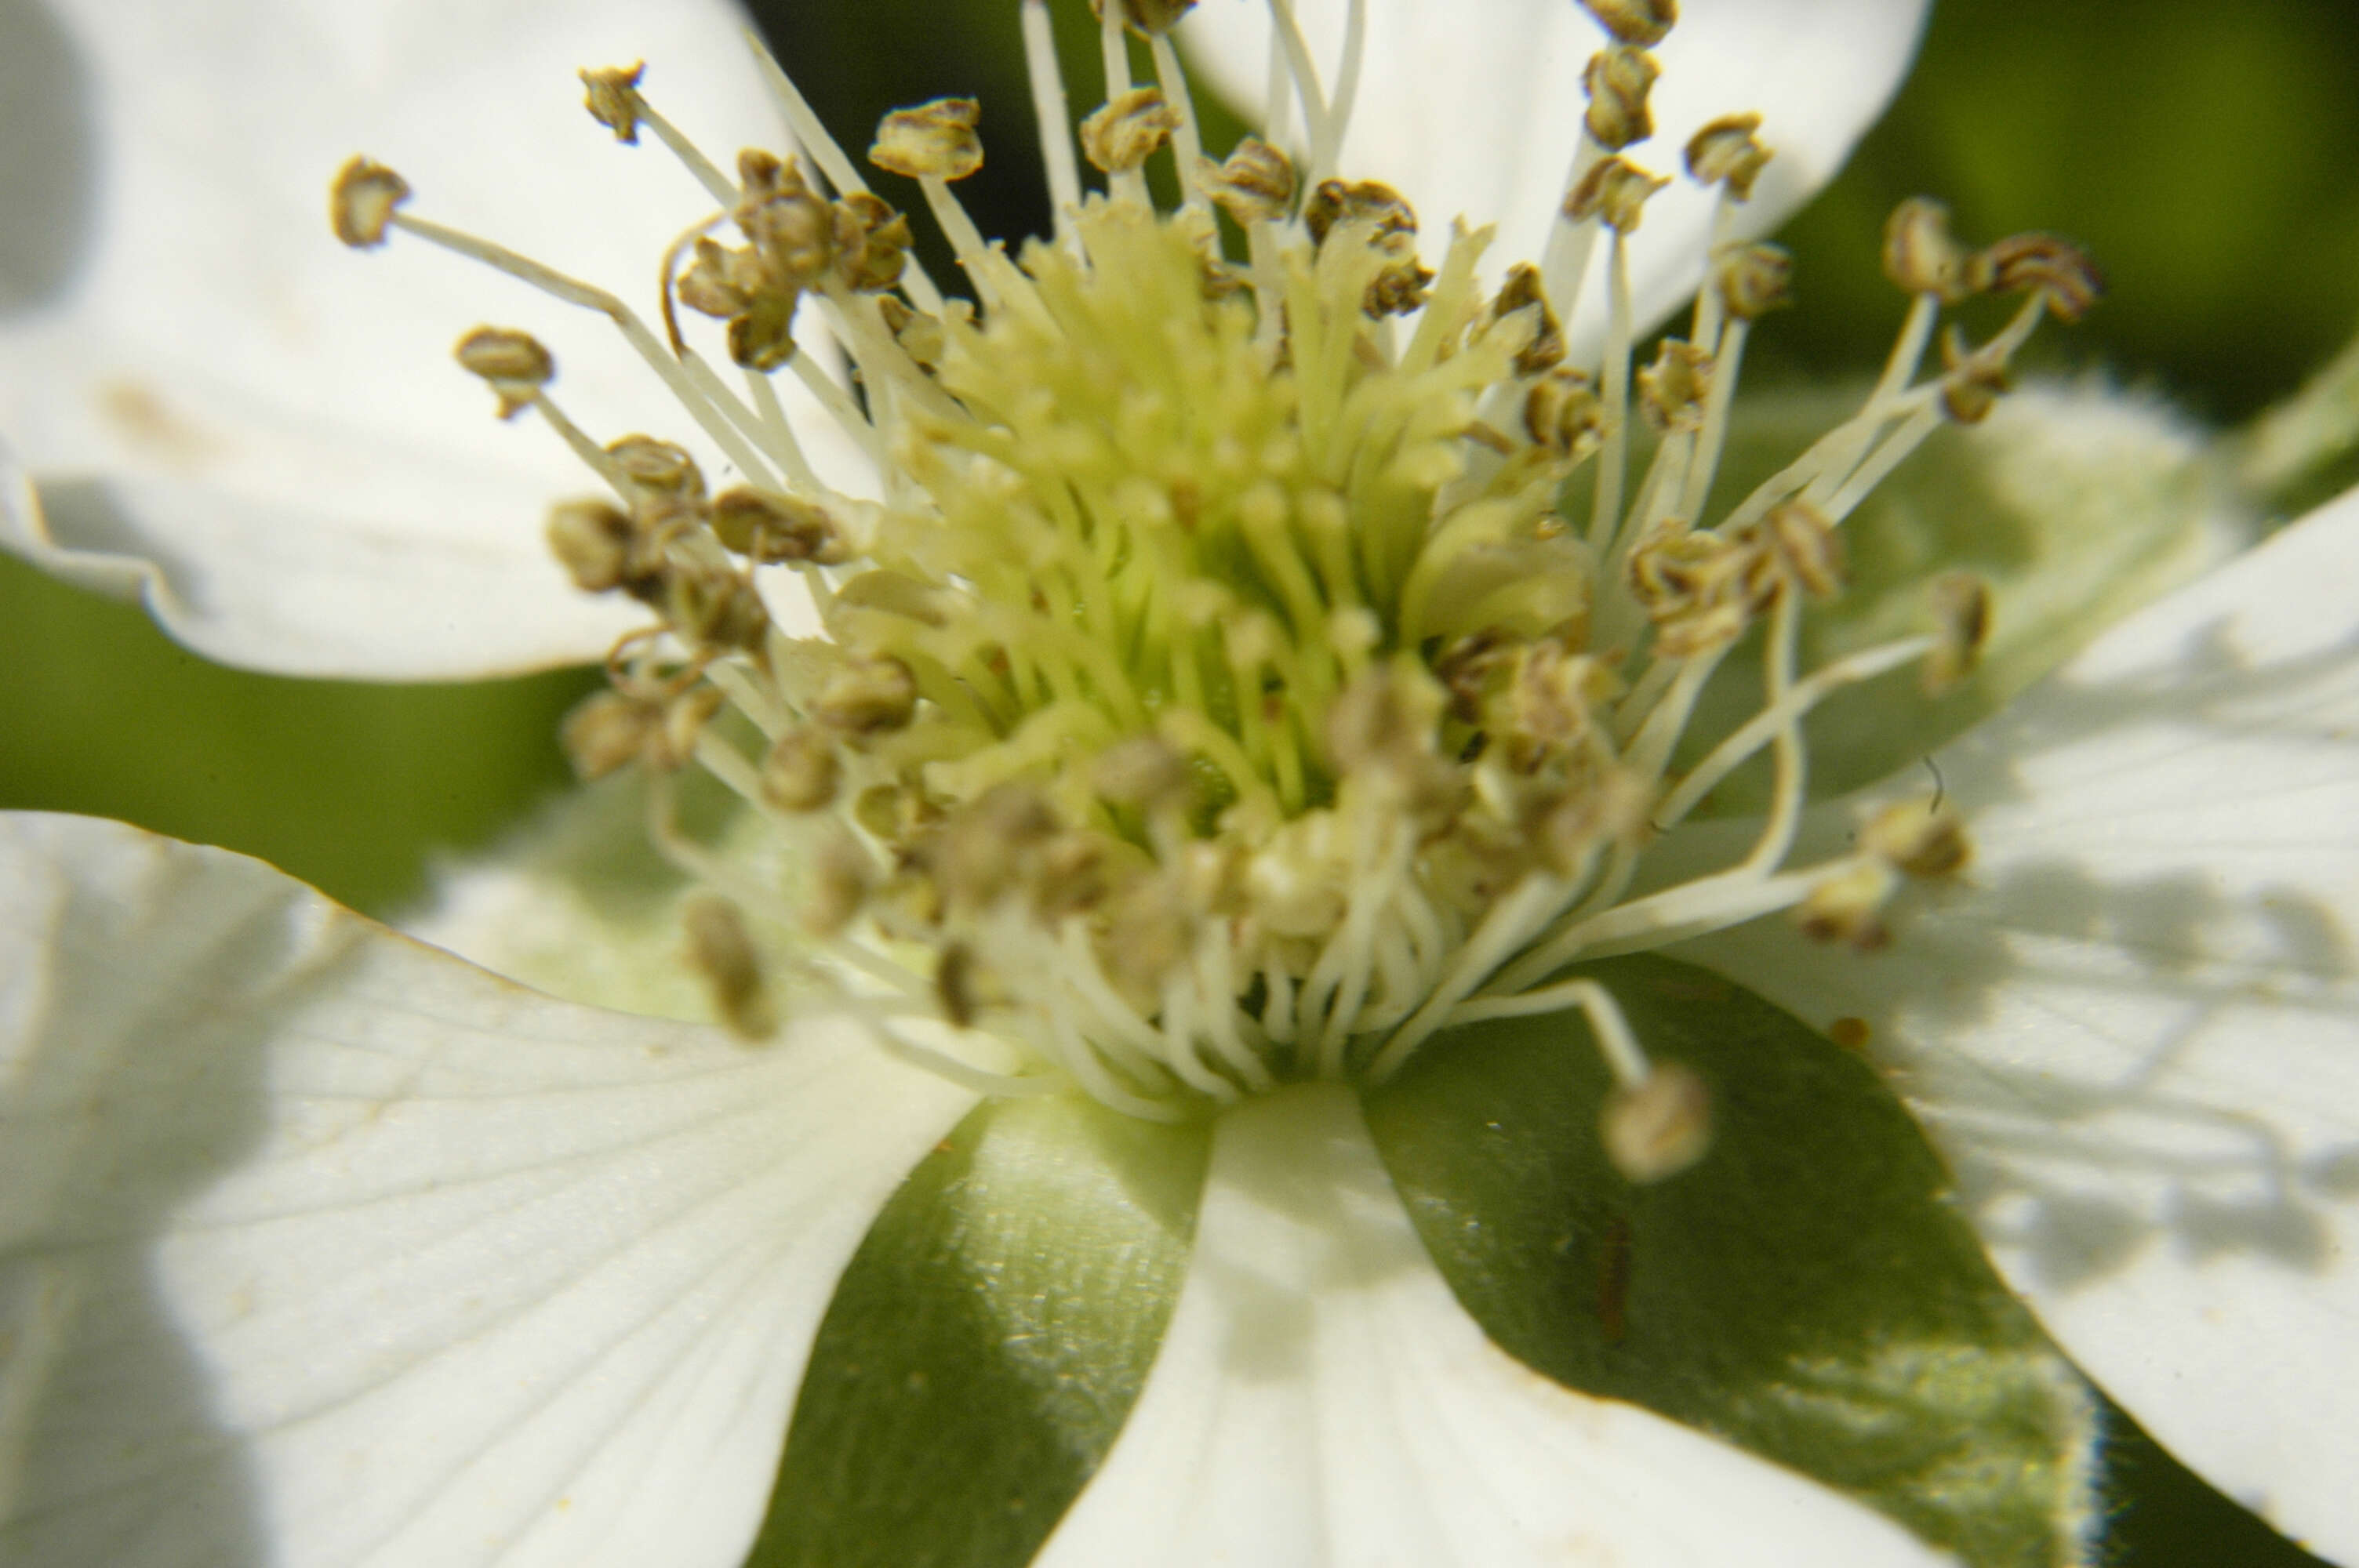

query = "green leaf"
[747, 1094, 1210, 1568]
[1363, 953, 2103, 1567]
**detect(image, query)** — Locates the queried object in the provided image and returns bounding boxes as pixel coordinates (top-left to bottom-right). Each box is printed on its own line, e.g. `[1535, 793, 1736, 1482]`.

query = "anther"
[1937, 325, 2012, 424]
[1981, 232, 2103, 323]
[329, 157, 410, 248]
[936, 942, 983, 1029]
[545, 498, 640, 593]
[1796, 859, 1900, 949]
[1526, 368, 1605, 457]
[870, 98, 985, 182]
[878, 295, 949, 370]
[1197, 137, 1297, 224]
[1583, 45, 1660, 152]
[805, 832, 874, 936]
[1637, 340, 1711, 433]
[1566, 156, 1669, 233]
[1714, 242, 1793, 321]
[1578, 0, 1677, 48]
[814, 655, 920, 736]
[1923, 571, 1992, 694]
[580, 63, 647, 143]
[1492, 263, 1567, 375]
[743, 183, 836, 288]
[1302, 178, 1418, 246]
[831, 193, 915, 292]
[606, 434, 706, 499]
[562, 689, 661, 780]
[1881, 197, 1989, 301]
[1754, 499, 1844, 600]
[760, 728, 842, 813]
[664, 564, 770, 652]
[683, 894, 777, 1040]
[1862, 799, 1970, 880]
[652, 686, 728, 772]
[1081, 87, 1181, 174]
[1601, 1062, 1711, 1182]
[453, 325, 554, 420]
[711, 486, 845, 563]
[1685, 114, 1771, 201]
[677, 237, 758, 320]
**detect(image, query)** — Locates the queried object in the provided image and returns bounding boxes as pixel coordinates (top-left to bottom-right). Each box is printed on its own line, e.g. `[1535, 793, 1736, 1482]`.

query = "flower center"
[332, 0, 2095, 1170]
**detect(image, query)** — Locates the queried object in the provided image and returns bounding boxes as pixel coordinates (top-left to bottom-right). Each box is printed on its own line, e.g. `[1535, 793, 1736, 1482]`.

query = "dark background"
[5, 5, 2354, 1559]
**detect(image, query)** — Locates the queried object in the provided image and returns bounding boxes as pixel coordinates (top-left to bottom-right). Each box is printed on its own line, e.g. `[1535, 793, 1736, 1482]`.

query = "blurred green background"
[3, 2, 2354, 1561]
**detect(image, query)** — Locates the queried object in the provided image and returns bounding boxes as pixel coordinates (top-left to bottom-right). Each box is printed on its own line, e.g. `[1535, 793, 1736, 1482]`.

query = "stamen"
[745, 32, 947, 314]
[336, 17, 2095, 1146]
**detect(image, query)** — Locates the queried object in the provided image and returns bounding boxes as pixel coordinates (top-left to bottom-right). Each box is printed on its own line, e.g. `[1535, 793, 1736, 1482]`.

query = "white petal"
[1177, 0, 1928, 352]
[1038, 1083, 1951, 1567]
[1677, 492, 2359, 1563]
[0, 813, 975, 1566]
[0, 0, 870, 678]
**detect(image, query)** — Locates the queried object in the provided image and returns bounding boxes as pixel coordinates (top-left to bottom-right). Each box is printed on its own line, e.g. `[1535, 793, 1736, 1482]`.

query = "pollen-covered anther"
[1525, 368, 1605, 458]
[1923, 571, 1993, 695]
[743, 185, 836, 289]
[1637, 339, 1712, 433]
[1882, 197, 1991, 302]
[1583, 45, 1659, 151]
[813, 655, 920, 736]
[649, 685, 727, 774]
[1081, 87, 1181, 174]
[546, 498, 641, 594]
[1566, 155, 1669, 233]
[1981, 231, 2104, 323]
[664, 564, 770, 653]
[1092, 0, 1198, 34]
[711, 486, 846, 564]
[1579, 0, 1677, 48]
[878, 296, 949, 370]
[329, 156, 410, 247]
[760, 727, 841, 814]
[452, 325, 554, 419]
[607, 434, 706, 500]
[1303, 178, 1418, 245]
[579, 63, 646, 143]
[1862, 799, 1971, 880]
[1626, 517, 1752, 657]
[805, 831, 875, 937]
[1304, 179, 1434, 315]
[1198, 137, 1297, 223]
[1492, 263, 1567, 375]
[870, 97, 984, 182]
[683, 894, 777, 1040]
[561, 689, 661, 780]
[831, 193, 915, 292]
[1714, 242, 1793, 321]
[1601, 1062, 1711, 1182]
[1684, 113, 1772, 201]
[676, 238, 758, 320]
[1751, 499, 1844, 601]
[1796, 859, 1901, 949]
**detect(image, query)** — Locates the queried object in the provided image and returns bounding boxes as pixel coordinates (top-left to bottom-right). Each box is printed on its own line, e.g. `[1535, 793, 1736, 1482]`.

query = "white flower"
[2, 2, 2354, 1567]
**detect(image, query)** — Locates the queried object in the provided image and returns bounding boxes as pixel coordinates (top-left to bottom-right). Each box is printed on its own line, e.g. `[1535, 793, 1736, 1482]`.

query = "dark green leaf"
[1364, 953, 2102, 1567]
[747, 1094, 1209, 1568]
